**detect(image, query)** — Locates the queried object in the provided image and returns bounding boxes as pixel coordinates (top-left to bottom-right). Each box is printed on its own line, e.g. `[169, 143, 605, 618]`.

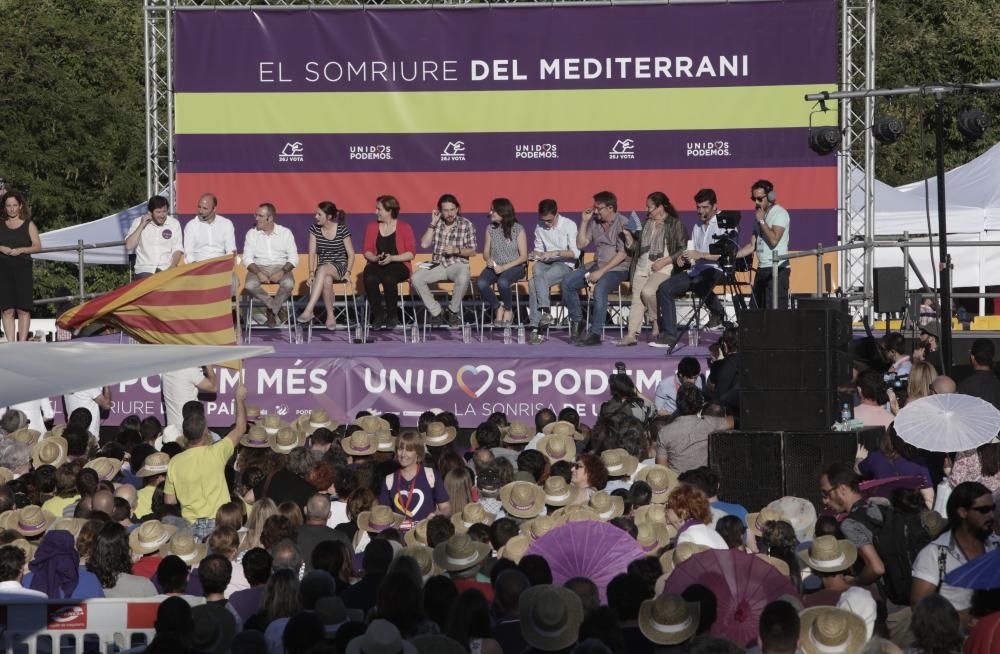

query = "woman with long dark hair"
[477, 198, 528, 327]
[362, 195, 415, 330]
[297, 201, 354, 327]
[0, 191, 41, 342]
[87, 522, 157, 597]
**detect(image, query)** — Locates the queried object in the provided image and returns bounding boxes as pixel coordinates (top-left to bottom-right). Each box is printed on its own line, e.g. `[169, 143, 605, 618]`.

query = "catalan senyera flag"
[57, 255, 237, 347]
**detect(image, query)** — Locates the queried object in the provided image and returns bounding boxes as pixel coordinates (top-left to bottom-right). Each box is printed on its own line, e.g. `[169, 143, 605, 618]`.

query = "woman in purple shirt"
[379, 431, 451, 530]
[857, 424, 934, 508]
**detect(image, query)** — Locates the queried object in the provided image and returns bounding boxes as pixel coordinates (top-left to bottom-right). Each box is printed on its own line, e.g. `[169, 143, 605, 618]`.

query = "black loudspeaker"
[795, 297, 849, 316]
[782, 431, 861, 506]
[708, 431, 784, 512]
[739, 309, 850, 351]
[874, 267, 906, 314]
[741, 350, 852, 391]
[740, 390, 838, 431]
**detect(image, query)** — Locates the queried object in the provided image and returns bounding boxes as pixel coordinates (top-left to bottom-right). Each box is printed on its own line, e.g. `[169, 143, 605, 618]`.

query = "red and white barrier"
[0, 598, 160, 654]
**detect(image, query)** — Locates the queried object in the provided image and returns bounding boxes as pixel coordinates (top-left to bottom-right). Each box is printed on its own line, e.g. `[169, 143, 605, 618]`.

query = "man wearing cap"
[913, 320, 943, 374]
[165, 384, 248, 541]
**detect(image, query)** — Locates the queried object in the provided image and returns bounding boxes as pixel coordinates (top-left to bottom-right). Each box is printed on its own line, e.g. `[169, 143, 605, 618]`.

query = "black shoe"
[370, 310, 386, 330]
[429, 311, 445, 327]
[705, 313, 725, 329]
[576, 333, 602, 347]
[446, 310, 462, 328]
[385, 315, 399, 330]
[568, 321, 585, 343]
[538, 311, 553, 328]
[649, 333, 677, 349]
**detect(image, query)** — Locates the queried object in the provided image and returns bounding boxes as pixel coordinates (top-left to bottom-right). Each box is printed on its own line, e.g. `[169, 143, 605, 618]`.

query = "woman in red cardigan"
[363, 195, 416, 329]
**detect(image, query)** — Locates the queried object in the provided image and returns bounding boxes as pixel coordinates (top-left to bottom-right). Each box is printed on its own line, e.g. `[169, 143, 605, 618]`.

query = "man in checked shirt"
[411, 193, 477, 328]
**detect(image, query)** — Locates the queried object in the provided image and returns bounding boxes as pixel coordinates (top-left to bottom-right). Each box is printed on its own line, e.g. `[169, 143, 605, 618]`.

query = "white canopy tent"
[35, 202, 145, 265]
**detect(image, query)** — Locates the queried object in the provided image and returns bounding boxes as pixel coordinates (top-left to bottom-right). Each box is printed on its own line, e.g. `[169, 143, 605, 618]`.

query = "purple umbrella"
[526, 520, 646, 603]
[860, 475, 927, 499]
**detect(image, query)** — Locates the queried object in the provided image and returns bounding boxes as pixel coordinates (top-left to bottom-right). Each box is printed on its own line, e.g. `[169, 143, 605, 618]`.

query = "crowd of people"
[0, 348, 998, 654]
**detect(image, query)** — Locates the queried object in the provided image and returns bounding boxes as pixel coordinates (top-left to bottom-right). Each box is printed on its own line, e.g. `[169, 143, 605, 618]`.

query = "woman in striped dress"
[476, 198, 527, 326]
[297, 201, 354, 328]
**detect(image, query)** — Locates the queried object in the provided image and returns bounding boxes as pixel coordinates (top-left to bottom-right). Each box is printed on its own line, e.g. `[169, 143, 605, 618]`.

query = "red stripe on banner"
[127, 602, 160, 629]
[185, 257, 236, 276]
[58, 277, 147, 328]
[130, 286, 232, 307]
[177, 167, 836, 215]
[117, 312, 234, 335]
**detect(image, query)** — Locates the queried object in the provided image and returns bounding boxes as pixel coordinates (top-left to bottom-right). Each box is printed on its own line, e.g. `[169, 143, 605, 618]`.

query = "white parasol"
[893, 393, 1000, 452]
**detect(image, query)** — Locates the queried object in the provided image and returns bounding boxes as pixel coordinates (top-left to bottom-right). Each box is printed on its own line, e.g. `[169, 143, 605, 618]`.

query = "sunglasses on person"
[969, 504, 996, 514]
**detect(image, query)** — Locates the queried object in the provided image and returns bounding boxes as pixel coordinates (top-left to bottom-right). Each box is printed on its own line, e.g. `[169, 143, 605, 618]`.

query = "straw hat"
[403, 518, 430, 547]
[555, 505, 602, 523]
[32, 435, 68, 469]
[246, 405, 262, 420]
[519, 585, 584, 651]
[0, 467, 13, 486]
[9, 428, 41, 446]
[260, 414, 291, 435]
[433, 533, 491, 573]
[137, 452, 171, 478]
[797, 536, 858, 574]
[346, 619, 417, 654]
[659, 542, 708, 580]
[160, 531, 208, 566]
[767, 497, 818, 542]
[521, 515, 564, 541]
[50, 517, 87, 540]
[542, 420, 582, 441]
[450, 503, 497, 533]
[636, 522, 671, 553]
[295, 409, 336, 432]
[639, 593, 700, 645]
[341, 431, 378, 457]
[536, 433, 576, 464]
[400, 545, 439, 581]
[499, 534, 532, 563]
[542, 477, 585, 507]
[357, 505, 404, 534]
[1, 505, 57, 537]
[499, 481, 546, 519]
[746, 507, 786, 539]
[600, 449, 639, 478]
[422, 421, 457, 447]
[634, 503, 668, 526]
[84, 457, 123, 482]
[634, 465, 679, 503]
[355, 415, 392, 440]
[798, 607, 867, 654]
[44, 424, 66, 440]
[269, 427, 305, 454]
[589, 491, 625, 520]
[757, 554, 792, 578]
[502, 421, 532, 446]
[129, 520, 178, 555]
[375, 432, 397, 453]
[239, 425, 270, 449]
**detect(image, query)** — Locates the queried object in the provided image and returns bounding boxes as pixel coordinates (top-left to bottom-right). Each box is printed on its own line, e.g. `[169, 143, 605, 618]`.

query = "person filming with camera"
[735, 179, 790, 309]
[650, 188, 728, 349]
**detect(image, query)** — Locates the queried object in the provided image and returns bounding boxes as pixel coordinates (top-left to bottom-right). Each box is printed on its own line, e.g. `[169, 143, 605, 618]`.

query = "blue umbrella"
[943, 547, 1000, 589]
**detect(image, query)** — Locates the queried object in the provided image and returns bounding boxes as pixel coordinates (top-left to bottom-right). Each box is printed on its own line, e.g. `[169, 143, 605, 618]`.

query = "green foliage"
[875, 0, 1000, 186]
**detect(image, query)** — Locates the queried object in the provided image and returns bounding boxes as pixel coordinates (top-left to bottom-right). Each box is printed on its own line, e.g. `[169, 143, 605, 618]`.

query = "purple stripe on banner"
[174, 2, 837, 93]
[176, 129, 819, 174]
[207, 208, 835, 257]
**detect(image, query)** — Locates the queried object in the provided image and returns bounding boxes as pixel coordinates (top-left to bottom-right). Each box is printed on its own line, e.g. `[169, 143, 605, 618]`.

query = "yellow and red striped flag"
[57, 255, 237, 346]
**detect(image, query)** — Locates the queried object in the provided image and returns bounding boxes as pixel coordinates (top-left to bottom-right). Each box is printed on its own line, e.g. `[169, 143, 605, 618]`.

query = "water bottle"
[410, 323, 420, 343]
[294, 322, 303, 345]
[503, 326, 512, 345]
[517, 325, 526, 344]
[687, 328, 699, 347]
[355, 324, 363, 343]
[840, 402, 852, 423]
[462, 325, 471, 344]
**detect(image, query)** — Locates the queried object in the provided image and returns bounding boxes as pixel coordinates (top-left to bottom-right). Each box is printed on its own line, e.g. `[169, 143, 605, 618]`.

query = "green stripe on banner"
[176, 84, 838, 135]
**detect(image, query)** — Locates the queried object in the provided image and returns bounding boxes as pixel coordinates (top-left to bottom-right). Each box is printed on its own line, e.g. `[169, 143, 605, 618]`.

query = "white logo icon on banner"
[608, 139, 635, 160]
[441, 141, 466, 161]
[278, 142, 304, 163]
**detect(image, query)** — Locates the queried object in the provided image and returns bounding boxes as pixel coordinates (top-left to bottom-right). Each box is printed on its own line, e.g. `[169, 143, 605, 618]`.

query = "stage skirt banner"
[173, 1, 838, 248]
[63, 355, 681, 427]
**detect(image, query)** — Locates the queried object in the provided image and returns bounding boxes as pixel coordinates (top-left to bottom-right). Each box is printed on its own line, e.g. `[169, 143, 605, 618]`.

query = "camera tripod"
[669, 263, 755, 353]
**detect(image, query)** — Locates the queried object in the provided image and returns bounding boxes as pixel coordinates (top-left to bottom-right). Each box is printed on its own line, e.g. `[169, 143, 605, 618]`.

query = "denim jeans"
[476, 264, 526, 311]
[656, 269, 725, 338]
[561, 266, 629, 336]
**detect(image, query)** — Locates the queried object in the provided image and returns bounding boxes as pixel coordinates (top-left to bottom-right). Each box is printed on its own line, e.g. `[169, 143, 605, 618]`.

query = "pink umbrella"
[860, 475, 927, 499]
[526, 520, 646, 603]
[663, 548, 799, 648]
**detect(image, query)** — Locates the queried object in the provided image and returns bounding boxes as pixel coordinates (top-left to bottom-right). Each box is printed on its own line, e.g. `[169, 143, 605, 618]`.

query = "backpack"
[847, 503, 934, 605]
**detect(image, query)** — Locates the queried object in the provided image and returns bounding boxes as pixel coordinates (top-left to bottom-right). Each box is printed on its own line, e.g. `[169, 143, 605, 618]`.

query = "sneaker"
[616, 335, 638, 347]
[538, 311, 553, 328]
[705, 313, 725, 329]
[385, 315, 399, 330]
[265, 309, 278, 329]
[429, 311, 445, 327]
[528, 331, 546, 345]
[446, 310, 462, 328]
[576, 333, 602, 347]
[649, 333, 677, 349]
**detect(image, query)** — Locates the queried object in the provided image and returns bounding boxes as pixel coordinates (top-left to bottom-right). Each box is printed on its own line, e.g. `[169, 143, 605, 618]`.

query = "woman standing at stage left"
[363, 195, 415, 330]
[0, 191, 41, 342]
[298, 201, 354, 328]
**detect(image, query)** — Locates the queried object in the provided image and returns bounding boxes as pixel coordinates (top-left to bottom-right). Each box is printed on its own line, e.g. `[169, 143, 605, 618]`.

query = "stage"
[97, 328, 714, 427]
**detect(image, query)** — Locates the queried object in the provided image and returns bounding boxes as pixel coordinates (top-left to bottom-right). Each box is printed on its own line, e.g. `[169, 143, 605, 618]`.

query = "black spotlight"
[808, 126, 841, 155]
[957, 110, 991, 141]
[873, 116, 905, 145]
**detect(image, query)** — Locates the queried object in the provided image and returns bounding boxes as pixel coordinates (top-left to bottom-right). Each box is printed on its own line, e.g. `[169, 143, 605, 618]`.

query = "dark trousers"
[655, 268, 725, 338]
[364, 263, 409, 317]
[752, 266, 790, 309]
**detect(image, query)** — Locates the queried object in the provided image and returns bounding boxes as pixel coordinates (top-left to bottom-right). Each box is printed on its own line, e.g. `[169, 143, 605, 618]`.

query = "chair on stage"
[478, 277, 525, 342]
[420, 278, 480, 341]
[302, 278, 362, 344]
[586, 280, 629, 341]
[243, 255, 310, 344]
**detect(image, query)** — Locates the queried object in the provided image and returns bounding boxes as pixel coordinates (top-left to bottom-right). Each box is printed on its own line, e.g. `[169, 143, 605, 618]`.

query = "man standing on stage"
[243, 203, 298, 328]
[527, 199, 579, 344]
[125, 195, 184, 279]
[412, 194, 476, 328]
[651, 188, 728, 349]
[184, 193, 236, 263]
[561, 191, 634, 346]
[735, 180, 790, 309]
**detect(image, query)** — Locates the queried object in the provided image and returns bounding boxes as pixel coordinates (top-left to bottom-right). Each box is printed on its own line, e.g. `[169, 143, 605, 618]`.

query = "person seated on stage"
[617, 191, 686, 347]
[477, 198, 528, 328]
[560, 191, 636, 347]
[362, 195, 415, 330]
[242, 203, 299, 328]
[650, 188, 727, 349]
[183, 193, 236, 264]
[297, 201, 355, 329]
[125, 194, 184, 279]
[411, 194, 477, 329]
[526, 199, 580, 345]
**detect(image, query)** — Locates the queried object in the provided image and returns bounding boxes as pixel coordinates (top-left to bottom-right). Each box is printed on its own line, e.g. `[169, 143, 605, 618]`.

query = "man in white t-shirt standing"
[735, 180, 790, 309]
[162, 366, 218, 427]
[63, 387, 111, 437]
[125, 195, 184, 278]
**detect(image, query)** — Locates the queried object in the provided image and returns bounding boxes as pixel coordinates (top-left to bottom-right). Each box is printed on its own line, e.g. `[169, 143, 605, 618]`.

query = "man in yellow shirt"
[165, 384, 247, 541]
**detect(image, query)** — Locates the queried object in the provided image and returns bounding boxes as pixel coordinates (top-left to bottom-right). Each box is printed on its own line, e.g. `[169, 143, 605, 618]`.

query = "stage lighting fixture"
[872, 116, 905, 145]
[808, 126, 841, 155]
[957, 110, 991, 141]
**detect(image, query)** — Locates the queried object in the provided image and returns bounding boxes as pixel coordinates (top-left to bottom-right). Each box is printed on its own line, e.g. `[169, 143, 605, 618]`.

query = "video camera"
[708, 210, 742, 271]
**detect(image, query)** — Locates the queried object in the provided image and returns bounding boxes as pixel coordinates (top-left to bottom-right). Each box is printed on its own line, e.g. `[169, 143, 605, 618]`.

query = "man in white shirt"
[7, 397, 54, 433]
[162, 366, 218, 427]
[183, 193, 236, 263]
[243, 203, 298, 328]
[654, 356, 704, 415]
[527, 199, 580, 344]
[63, 387, 111, 437]
[0, 545, 47, 600]
[125, 195, 184, 278]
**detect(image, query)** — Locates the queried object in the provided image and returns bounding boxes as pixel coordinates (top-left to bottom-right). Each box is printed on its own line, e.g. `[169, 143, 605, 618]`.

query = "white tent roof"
[35, 202, 146, 265]
[0, 342, 272, 408]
